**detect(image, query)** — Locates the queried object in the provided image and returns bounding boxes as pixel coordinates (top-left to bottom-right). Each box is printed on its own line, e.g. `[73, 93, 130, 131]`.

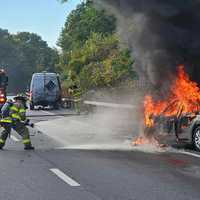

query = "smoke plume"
[93, 0, 200, 91]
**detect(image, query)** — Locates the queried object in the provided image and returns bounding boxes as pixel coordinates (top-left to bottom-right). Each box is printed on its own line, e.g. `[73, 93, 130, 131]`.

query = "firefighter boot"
[15, 124, 34, 150]
[0, 141, 5, 150]
[0, 128, 10, 150]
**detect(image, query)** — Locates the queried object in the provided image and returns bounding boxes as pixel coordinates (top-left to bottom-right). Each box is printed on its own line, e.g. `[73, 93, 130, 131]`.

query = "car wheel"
[30, 103, 34, 110]
[192, 126, 200, 151]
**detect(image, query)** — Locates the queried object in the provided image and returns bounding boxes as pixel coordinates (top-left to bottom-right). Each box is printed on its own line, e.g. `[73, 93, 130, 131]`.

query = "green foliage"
[58, 1, 136, 95]
[13, 32, 58, 73]
[59, 33, 135, 92]
[0, 29, 58, 92]
[58, 1, 116, 51]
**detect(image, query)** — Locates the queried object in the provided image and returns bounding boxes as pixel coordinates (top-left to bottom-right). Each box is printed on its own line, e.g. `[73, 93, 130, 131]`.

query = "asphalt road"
[0, 108, 200, 200]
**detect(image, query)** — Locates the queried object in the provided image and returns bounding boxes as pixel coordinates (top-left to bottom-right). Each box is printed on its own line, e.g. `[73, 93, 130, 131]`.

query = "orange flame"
[144, 65, 200, 127]
[132, 135, 160, 146]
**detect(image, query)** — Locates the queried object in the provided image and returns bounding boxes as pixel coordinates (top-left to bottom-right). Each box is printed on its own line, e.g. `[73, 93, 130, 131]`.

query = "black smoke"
[93, 0, 200, 91]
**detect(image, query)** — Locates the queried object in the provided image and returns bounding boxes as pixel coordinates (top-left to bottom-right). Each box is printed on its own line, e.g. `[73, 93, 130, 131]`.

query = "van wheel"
[53, 102, 59, 110]
[192, 126, 200, 151]
[30, 103, 34, 110]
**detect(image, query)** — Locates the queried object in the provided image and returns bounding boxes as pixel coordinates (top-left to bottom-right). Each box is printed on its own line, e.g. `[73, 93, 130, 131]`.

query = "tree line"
[0, 0, 136, 95]
[57, 0, 136, 97]
[0, 30, 58, 92]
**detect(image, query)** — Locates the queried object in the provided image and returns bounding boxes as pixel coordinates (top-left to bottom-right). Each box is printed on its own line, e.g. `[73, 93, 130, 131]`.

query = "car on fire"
[143, 66, 200, 151]
[151, 112, 200, 151]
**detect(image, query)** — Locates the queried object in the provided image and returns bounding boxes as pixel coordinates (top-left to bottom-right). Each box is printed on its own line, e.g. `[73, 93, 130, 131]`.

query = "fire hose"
[0, 119, 35, 138]
[26, 113, 82, 118]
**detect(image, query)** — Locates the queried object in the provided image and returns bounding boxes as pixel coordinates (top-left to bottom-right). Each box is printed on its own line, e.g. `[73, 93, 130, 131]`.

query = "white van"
[29, 72, 61, 110]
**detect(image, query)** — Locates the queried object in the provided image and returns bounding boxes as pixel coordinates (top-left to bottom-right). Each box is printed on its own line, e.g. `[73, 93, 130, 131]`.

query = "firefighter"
[0, 94, 34, 150]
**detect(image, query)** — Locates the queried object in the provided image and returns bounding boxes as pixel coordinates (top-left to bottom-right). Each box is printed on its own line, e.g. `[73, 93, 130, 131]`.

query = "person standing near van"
[0, 94, 34, 150]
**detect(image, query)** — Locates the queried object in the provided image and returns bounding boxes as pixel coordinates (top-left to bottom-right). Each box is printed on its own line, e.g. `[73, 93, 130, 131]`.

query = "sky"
[0, 0, 82, 47]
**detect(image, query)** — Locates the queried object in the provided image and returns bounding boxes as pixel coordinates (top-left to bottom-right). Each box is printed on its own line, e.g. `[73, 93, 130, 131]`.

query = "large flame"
[144, 65, 200, 128]
[133, 65, 200, 147]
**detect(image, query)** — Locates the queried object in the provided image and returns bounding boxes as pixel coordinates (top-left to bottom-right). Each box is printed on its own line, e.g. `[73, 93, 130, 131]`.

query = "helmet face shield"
[14, 94, 27, 101]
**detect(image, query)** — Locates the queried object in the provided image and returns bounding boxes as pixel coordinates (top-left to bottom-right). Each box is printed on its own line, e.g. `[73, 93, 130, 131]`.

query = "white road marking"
[10, 135, 20, 142]
[180, 151, 200, 158]
[50, 168, 80, 187]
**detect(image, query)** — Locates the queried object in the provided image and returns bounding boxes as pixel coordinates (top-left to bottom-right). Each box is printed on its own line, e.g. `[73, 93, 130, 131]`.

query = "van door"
[31, 75, 45, 103]
[44, 74, 59, 102]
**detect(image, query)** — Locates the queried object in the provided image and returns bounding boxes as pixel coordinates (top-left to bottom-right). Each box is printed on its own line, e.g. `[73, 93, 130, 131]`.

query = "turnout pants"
[0, 122, 32, 148]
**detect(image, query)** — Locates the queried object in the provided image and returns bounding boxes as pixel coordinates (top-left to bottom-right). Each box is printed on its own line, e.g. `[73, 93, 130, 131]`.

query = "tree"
[58, 1, 116, 51]
[59, 33, 135, 92]
[13, 32, 58, 72]
[0, 29, 58, 92]
[58, 1, 136, 95]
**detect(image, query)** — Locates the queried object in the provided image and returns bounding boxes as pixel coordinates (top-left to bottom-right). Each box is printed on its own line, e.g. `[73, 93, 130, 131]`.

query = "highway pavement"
[0, 108, 200, 200]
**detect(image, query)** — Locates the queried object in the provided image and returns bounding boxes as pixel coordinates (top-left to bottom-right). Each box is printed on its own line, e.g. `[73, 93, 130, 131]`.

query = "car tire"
[192, 126, 200, 151]
[30, 102, 34, 110]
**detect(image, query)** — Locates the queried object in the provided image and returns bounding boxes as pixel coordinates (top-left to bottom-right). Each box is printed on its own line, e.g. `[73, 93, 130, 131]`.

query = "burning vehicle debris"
[134, 66, 200, 151]
[93, 0, 200, 151]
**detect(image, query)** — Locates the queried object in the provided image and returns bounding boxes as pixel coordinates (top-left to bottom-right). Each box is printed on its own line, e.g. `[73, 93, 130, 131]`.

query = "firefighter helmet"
[14, 94, 27, 101]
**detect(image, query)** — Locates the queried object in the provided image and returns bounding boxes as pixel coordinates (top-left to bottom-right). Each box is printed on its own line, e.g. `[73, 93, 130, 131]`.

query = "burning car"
[138, 66, 200, 151]
[147, 109, 200, 151]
